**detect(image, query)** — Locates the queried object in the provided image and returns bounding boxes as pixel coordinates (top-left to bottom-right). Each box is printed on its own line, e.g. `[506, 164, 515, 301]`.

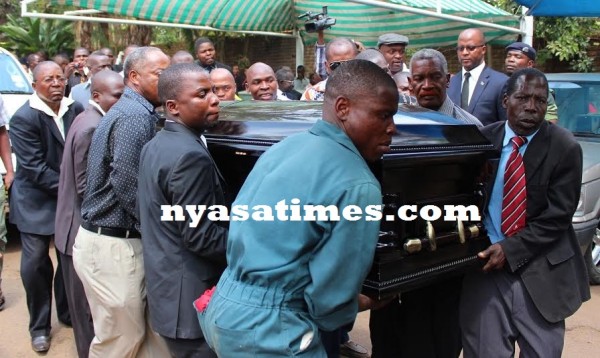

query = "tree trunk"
[128, 25, 153, 46]
[75, 21, 93, 50]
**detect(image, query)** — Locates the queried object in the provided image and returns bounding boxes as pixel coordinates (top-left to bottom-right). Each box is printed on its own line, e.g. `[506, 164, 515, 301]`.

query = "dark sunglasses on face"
[456, 45, 485, 52]
[329, 60, 351, 71]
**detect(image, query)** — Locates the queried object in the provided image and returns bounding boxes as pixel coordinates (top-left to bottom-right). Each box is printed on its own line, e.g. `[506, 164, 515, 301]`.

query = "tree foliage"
[0, 15, 74, 57]
[484, 0, 600, 72]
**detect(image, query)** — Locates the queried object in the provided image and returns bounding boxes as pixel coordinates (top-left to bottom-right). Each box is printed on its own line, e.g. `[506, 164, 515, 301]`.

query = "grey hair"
[123, 46, 163, 78]
[409, 49, 448, 75]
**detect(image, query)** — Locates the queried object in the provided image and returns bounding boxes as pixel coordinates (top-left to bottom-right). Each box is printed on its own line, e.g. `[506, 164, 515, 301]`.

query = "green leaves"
[485, 1, 600, 72]
[0, 14, 74, 57]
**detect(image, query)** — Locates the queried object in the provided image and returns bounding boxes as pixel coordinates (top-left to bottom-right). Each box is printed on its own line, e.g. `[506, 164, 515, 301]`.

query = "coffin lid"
[205, 101, 492, 152]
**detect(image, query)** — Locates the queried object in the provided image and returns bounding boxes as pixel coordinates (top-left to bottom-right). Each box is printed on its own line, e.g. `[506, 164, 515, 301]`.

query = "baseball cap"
[505, 42, 537, 61]
[377, 33, 409, 47]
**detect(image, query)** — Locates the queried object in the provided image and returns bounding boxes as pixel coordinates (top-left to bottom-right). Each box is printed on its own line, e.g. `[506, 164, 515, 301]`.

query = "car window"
[550, 81, 600, 137]
[0, 53, 33, 94]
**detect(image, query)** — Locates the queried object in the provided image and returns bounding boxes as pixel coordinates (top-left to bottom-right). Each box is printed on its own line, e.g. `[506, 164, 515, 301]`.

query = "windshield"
[550, 80, 600, 137]
[0, 53, 33, 94]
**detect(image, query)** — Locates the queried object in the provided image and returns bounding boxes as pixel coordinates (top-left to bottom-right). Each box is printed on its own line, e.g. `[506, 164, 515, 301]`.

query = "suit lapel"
[196, 136, 227, 189]
[483, 123, 504, 204]
[41, 113, 65, 146]
[449, 72, 462, 105]
[62, 107, 77, 134]
[468, 68, 490, 113]
[523, 121, 550, 182]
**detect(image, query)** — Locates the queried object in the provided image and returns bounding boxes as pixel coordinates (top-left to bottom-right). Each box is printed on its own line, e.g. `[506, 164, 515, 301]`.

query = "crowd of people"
[0, 27, 588, 358]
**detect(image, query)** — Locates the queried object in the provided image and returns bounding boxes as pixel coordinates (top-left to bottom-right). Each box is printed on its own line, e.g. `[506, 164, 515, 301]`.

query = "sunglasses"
[456, 45, 485, 52]
[328, 60, 351, 71]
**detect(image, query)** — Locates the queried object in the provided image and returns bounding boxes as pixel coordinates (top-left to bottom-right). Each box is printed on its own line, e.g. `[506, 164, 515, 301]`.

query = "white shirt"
[29, 92, 74, 140]
[462, 61, 486, 107]
[0, 94, 8, 127]
[88, 99, 106, 116]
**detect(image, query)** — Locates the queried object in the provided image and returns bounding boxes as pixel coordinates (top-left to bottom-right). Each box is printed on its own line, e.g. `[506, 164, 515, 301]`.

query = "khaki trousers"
[73, 226, 168, 358]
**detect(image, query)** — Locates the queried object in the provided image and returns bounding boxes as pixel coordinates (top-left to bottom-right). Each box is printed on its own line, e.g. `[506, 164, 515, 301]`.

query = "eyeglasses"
[456, 45, 485, 52]
[37, 77, 67, 85]
[328, 60, 351, 71]
[279, 80, 294, 84]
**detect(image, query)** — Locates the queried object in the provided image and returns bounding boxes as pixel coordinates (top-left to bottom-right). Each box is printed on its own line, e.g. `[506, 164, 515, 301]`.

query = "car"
[547, 73, 600, 284]
[0, 46, 33, 120]
[0, 46, 31, 176]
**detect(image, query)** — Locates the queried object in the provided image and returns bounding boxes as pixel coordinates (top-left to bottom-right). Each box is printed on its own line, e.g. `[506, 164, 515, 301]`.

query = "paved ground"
[0, 236, 598, 357]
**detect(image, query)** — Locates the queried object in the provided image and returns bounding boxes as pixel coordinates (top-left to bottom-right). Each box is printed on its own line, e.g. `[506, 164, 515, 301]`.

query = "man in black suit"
[460, 68, 590, 357]
[448, 28, 507, 125]
[9, 61, 84, 352]
[138, 63, 227, 357]
[55, 70, 124, 358]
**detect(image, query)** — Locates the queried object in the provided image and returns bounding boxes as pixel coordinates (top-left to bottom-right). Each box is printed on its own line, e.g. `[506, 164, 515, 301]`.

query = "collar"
[309, 120, 363, 159]
[463, 61, 485, 80]
[123, 86, 156, 114]
[88, 99, 106, 116]
[502, 121, 538, 147]
[29, 92, 74, 119]
[276, 89, 291, 101]
[164, 119, 205, 138]
[437, 96, 455, 116]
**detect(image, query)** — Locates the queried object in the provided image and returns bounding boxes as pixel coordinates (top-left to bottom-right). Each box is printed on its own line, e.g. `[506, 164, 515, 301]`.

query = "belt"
[82, 221, 141, 239]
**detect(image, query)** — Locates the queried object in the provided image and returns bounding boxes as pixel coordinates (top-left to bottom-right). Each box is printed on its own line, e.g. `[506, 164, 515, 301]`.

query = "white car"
[0, 46, 31, 175]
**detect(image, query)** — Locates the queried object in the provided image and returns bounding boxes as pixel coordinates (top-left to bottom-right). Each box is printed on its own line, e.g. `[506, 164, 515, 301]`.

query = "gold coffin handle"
[426, 221, 436, 251]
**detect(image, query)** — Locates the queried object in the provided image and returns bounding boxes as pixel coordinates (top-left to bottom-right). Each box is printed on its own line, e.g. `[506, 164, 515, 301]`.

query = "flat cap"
[505, 42, 536, 61]
[377, 33, 409, 47]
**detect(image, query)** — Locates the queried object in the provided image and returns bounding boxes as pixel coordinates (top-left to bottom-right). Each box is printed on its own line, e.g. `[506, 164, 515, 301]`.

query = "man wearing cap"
[377, 33, 410, 75]
[448, 28, 508, 125]
[505, 42, 559, 123]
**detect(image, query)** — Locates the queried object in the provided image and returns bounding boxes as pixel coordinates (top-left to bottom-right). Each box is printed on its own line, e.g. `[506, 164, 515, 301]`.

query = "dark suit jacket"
[55, 105, 103, 255]
[138, 121, 228, 339]
[9, 100, 83, 235]
[449, 67, 508, 125]
[481, 121, 590, 322]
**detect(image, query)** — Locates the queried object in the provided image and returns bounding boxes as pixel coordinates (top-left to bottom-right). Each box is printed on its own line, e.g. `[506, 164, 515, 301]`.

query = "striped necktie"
[501, 136, 528, 237]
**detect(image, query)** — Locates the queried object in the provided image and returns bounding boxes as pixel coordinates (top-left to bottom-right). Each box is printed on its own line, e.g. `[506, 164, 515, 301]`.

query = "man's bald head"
[32, 61, 66, 111]
[456, 28, 487, 71]
[210, 68, 237, 101]
[171, 50, 195, 65]
[325, 38, 358, 74]
[355, 49, 390, 74]
[90, 70, 125, 113]
[32, 61, 62, 83]
[86, 52, 112, 76]
[245, 62, 277, 100]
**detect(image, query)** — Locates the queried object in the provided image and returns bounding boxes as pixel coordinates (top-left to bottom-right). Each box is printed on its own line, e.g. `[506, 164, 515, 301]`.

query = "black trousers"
[60, 252, 94, 358]
[20, 232, 70, 337]
[161, 335, 217, 358]
[320, 321, 354, 358]
[370, 277, 463, 358]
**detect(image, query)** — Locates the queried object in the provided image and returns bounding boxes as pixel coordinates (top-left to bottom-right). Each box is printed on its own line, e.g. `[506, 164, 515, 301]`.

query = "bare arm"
[0, 126, 13, 189]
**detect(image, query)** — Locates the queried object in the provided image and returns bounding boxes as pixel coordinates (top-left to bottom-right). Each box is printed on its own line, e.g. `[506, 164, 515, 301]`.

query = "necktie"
[501, 136, 528, 237]
[461, 72, 471, 109]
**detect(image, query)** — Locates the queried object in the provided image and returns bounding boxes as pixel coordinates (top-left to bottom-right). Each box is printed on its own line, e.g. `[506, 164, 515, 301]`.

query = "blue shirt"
[226, 119, 382, 331]
[484, 122, 538, 243]
[81, 87, 158, 230]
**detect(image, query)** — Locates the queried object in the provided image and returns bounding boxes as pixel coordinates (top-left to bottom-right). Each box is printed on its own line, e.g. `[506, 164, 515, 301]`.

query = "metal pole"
[347, 0, 524, 35]
[20, 1, 296, 38]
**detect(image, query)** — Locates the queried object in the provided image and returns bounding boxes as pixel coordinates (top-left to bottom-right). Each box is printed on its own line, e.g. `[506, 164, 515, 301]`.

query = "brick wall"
[217, 36, 599, 74]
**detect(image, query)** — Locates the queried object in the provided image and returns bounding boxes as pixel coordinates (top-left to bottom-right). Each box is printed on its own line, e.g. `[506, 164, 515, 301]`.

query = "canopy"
[31, 0, 521, 47]
[515, 0, 600, 17]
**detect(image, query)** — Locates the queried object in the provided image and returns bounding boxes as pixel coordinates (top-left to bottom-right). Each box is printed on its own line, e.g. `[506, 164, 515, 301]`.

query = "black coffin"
[204, 101, 498, 299]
